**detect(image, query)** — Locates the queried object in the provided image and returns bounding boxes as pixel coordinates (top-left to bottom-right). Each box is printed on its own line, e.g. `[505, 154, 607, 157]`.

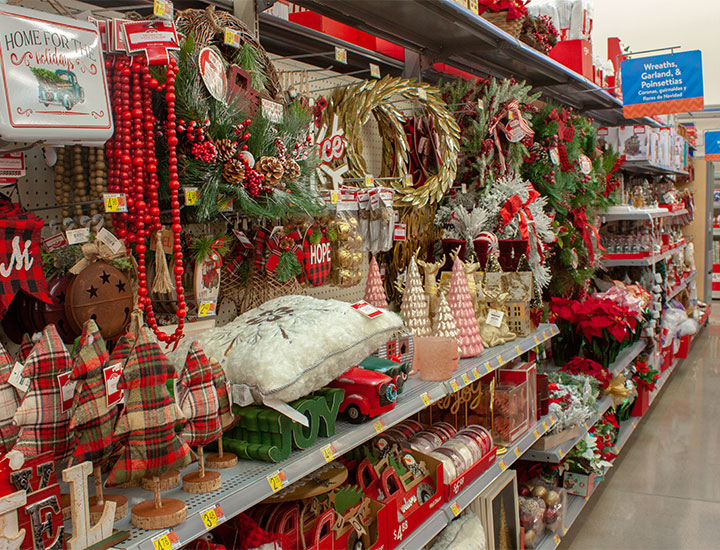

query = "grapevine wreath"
[322, 76, 461, 207]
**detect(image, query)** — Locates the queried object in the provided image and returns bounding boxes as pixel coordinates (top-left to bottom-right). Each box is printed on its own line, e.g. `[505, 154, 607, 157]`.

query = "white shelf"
[667, 271, 697, 300]
[601, 207, 688, 222]
[602, 243, 687, 267]
[111, 325, 558, 550]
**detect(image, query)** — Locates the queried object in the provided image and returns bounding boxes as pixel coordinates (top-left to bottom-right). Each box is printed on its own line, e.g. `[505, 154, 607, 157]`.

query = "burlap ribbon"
[69, 241, 126, 275]
[605, 373, 632, 406]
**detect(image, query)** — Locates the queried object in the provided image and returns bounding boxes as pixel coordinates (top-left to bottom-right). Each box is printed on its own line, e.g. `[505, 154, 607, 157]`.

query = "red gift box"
[660, 344, 673, 372]
[631, 386, 651, 417]
[288, 11, 358, 43]
[675, 335, 692, 359]
[355, 30, 405, 61]
[549, 39, 593, 81]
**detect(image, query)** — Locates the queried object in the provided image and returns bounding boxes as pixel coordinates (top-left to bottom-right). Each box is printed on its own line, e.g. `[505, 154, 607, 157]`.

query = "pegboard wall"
[1, 55, 404, 344]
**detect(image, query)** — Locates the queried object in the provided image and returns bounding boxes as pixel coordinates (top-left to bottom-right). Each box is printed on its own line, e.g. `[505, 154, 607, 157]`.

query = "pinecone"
[283, 159, 301, 181]
[222, 158, 246, 184]
[215, 138, 238, 161]
[256, 156, 284, 185]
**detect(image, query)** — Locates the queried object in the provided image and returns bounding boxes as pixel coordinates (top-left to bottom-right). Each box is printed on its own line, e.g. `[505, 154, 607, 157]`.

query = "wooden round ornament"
[65, 261, 133, 339]
[131, 498, 187, 530]
[141, 470, 180, 492]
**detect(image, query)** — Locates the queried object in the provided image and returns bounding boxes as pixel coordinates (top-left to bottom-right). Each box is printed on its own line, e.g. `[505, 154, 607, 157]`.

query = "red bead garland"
[107, 55, 185, 347]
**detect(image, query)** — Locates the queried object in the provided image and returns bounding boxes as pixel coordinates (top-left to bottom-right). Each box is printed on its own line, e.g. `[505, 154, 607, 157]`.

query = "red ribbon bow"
[498, 188, 545, 262]
[548, 108, 575, 172]
[207, 237, 226, 270]
[572, 209, 604, 265]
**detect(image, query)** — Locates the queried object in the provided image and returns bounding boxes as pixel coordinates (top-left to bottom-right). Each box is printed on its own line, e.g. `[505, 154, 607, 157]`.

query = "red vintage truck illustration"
[30, 68, 85, 111]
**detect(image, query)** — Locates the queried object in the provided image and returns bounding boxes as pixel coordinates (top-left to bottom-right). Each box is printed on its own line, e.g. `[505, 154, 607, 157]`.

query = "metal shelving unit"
[396, 413, 559, 550]
[270, 0, 660, 127]
[112, 325, 557, 550]
[523, 340, 646, 463]
[602, 242, 687, 267]
[601, 208, 688, 222]
[667, 271, 698, 300]
[622, 160, 689, 177]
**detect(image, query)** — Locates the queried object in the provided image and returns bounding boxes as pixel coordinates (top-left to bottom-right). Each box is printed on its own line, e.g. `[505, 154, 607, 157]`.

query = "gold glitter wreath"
[322, 76, 460, 207]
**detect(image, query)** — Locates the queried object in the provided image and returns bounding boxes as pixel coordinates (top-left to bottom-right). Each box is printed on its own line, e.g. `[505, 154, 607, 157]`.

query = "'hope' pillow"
[169, 295, 403, 405]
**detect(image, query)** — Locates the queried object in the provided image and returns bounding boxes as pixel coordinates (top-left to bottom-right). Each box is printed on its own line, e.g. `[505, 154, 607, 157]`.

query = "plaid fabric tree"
[178, 342, 221, 483]
[16, 333, 35, 363]
[209, 356, 235, 431]
[12, 324, 73, 462]
[69, 320, 114, 466]
[0, 342, 20, 453]
[106, 326, 192, 487]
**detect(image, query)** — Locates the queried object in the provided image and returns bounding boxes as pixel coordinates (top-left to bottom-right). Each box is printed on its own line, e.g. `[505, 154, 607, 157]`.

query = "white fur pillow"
[168, 295, 403, 405]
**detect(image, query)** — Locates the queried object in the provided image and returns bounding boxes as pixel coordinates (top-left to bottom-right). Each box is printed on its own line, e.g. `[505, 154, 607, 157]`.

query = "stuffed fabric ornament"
[12, 324, 73, 462]
[0, 343, 20, 453]
[167, 295, 403, 405]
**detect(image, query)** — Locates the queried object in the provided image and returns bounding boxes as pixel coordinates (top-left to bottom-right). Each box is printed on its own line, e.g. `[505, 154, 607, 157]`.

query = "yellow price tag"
[335, 46, 347, 64]
[450, 503, 461, 517]
[404, 173, 413, 186]
[418, 88, 428, 100]
[200, 505, 224, 529]
[461, 374, 471, 386]
[365, 174, 374, 186]
[542, 331, 549, 339]
[515, 345, 522, 355]
[472, 367, 480, 380]
[224, 28, 240, 47]
[321, 444, 337, 463]
[103, 193, 127, 213]
[554, 535, 561, 545]
[153, 0, 165, 17]
[542, 422, 548, 430]
[421, 392, 431, 406]
[559, 449, 565, 458]
[330, 190, 339, 204]
[151, 531, 178, 550]
[184, 187, 198, 206]
[550, 416, 556, 423]
[533, 336, 541, 345]
[484, 362, 492, 373]
[497, 354, 505, 364]
[198, 301, 216, 318]
[373, 419, 385, 434]
[468, 0, 479, 14]
[514, 448, 521, 458]
[499, 460, 507, 472]
[267, 470, 286, 493]
[369, 63, 380, 78]
[533, 430, 540, 440]
[563, 526, 568, 535]
[219, 199, 233, 212]
[450, 380, 460, 392]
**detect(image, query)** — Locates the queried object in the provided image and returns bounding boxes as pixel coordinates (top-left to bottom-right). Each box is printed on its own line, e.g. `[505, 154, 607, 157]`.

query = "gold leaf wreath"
[322, 76, 460, 207]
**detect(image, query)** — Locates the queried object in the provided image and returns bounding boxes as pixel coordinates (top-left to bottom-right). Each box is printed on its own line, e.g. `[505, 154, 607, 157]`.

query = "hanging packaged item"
[0, 5, 113, 144]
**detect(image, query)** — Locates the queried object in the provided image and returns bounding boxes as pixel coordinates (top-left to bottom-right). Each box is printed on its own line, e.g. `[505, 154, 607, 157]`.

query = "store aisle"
[560, 313, 720, 550]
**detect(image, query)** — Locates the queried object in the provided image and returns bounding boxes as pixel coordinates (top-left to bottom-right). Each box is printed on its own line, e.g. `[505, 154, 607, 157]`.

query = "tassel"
[152, 231, 174, 294]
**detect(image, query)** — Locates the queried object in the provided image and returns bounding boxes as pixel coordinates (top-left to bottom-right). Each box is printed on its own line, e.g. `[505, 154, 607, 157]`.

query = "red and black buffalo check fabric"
[106, 326, 192, 487]
[209, 356, 236, 431]
[69, 319, 120, 468]
[0, 199, 51, 319]
[302, 229, 332, 286]
[178, 342, 222, 448]
[12, 324, 73, 462]
[0, 342, 20, 454]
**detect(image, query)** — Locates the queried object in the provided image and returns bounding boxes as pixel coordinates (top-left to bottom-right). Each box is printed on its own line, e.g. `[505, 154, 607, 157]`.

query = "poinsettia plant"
[549, 297, 583, 364]
[478, 0, 529, 19]
[589, 412, 620, 463]
[561, 356, 612, 390]
[632, 357, 660, 393]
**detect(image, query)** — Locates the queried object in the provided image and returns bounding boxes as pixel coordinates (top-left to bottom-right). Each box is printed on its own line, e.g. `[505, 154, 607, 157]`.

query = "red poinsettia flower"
[550, 297, 578, 323]
[603, 412, 620, 429]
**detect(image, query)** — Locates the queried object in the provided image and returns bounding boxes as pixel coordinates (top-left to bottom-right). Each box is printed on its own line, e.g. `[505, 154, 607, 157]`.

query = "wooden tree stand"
[131, 477, 187, 530]
[90, 494, 128, 522]
[183, 448, 221, 493]
[141, 470, 180, 491]
[205, 439, 237, 469]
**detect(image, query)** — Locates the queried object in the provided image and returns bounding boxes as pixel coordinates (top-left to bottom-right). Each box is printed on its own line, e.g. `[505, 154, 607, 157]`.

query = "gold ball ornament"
[544, 490, 560, 508]
[336, 248, 352, 268]
[531, 486, 548, 500]
[336, 222, 351, 239]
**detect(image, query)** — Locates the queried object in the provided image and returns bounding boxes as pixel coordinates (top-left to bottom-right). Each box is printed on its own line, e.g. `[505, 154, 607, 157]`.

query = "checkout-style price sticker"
[184, 187, 198, 205]
[461, 374, 471, 386]
[151, 530, 179, 550]
[321, 443, 337, 463]
[451, 503, 461, 517]
[267, 470, 287, 493]
[200, 504, 225, 530]
[373, 419, 385, 434]
[103, 193, 127, 212]
[421, 392, 432, 406]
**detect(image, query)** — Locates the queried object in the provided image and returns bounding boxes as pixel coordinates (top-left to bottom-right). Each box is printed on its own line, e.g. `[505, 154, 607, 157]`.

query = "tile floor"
[560, 312, 719, 549]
